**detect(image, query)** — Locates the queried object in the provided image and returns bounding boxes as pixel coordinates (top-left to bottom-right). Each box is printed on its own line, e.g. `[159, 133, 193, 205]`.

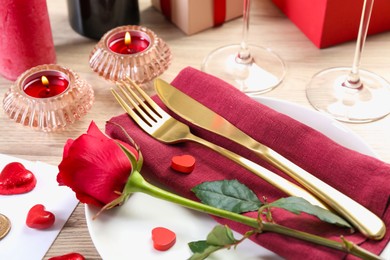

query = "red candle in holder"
[3, 64, 94, 132]
[23, 74, 69, 98]
[89, 25, 172, 83]
[108, 31, 150, 54]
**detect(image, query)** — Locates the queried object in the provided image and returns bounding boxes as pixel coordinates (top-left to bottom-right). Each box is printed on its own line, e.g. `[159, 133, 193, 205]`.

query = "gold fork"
[111, 78, 327, 210]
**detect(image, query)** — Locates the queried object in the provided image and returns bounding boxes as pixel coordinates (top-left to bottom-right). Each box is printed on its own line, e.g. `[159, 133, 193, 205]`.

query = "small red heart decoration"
[151, 227, 176, 251]
[26, 204, 55, 229]
[171, 155, 196, 174]
[48, 252, 85, 260]
[0, 162, 37, 195]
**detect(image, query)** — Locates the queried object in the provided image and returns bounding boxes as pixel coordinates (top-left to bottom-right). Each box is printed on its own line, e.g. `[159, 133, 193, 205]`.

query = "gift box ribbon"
[160, 0, 227, 26]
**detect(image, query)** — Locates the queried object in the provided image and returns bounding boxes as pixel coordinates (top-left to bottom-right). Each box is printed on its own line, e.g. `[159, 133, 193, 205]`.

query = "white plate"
[85, 96, 389, 259]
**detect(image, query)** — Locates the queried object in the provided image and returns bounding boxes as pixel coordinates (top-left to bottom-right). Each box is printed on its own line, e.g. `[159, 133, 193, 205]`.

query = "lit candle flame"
[124, 32, 131, 45]
[41, 76, 49, 86]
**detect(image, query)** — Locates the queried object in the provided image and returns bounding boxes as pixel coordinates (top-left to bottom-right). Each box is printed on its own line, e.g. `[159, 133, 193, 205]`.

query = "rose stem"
[125, 170, 380, 260]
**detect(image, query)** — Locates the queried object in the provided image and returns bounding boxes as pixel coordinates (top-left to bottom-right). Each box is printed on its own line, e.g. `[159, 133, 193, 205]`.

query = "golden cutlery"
[111, 78, 328, 211]
[154, 78, 385, 240]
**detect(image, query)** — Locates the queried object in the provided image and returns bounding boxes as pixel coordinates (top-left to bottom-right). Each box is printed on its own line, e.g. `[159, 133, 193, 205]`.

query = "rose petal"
[87, 121, 108, 141]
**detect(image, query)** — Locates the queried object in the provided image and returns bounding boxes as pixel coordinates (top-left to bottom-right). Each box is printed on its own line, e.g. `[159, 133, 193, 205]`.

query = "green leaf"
[269, 197, 352, 228]
[188, 226, 238, 260]
[188, 243, 222, 260]
[192, 180, 262, 213]
[206, 225, 237, 246]
[188, 240, 209, 253]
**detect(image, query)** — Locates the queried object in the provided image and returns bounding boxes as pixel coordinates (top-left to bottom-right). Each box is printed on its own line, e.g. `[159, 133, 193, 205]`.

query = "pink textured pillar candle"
[0, 0, 56, 80]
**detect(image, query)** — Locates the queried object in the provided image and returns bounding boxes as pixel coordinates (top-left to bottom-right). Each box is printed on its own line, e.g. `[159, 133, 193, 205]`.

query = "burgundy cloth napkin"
[106, 67, 390, 259]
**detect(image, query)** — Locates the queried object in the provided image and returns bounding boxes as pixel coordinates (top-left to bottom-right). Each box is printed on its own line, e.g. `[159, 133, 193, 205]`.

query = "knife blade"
[155, 78, 385, 240]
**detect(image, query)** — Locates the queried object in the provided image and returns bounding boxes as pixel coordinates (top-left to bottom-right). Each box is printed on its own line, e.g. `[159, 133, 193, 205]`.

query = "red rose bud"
[57, 121, 139, 208]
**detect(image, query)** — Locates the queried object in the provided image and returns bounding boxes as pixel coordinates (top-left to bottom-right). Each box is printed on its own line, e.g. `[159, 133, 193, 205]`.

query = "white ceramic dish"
[85, 96, 389, 259]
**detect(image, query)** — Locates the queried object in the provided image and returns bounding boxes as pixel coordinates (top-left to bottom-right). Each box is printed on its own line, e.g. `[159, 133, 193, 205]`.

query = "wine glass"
[306, 0, 390, 123]
[201, 0, 286, 94]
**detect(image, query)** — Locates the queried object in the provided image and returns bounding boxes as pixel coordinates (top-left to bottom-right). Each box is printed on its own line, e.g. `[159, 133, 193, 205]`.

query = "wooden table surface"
[1, 0, 389, 259]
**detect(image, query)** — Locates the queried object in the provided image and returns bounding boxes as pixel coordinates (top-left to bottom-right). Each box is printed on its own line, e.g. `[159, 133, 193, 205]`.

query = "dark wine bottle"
[67, 0, 140, 40]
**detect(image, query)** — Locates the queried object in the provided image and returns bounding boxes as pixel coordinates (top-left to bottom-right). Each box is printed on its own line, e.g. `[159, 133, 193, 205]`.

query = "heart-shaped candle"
[26, 204, 55, 229]
[151, 227, 176, 251]
[0, 162, 37, 195]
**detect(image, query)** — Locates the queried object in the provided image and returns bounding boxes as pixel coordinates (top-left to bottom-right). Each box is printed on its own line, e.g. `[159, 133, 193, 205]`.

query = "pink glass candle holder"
[89, 25, 171, 83]
[3, 64, 94, 132]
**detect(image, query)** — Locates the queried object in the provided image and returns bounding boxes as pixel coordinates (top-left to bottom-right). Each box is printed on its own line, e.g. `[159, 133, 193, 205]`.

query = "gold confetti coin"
[0, 213, 11, 240]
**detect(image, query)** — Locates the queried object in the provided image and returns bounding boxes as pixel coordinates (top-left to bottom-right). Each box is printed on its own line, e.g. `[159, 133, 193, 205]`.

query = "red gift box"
[272, 0, 390, 48]
[151, 0, 243, 35]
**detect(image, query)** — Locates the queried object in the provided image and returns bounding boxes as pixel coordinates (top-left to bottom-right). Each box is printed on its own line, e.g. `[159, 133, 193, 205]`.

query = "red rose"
[57, 121, 138, 207]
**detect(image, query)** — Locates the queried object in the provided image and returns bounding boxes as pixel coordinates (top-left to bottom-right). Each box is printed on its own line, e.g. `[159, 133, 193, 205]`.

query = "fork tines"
[111, 78, 165, 128]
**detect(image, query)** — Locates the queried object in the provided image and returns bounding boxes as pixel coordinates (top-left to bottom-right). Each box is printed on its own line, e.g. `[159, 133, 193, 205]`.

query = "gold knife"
[155, 78, 386, 240]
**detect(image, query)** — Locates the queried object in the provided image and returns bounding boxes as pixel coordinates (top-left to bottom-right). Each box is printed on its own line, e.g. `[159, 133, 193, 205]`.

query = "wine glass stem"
[237, 0, 251, 63]
[347, 0, 374, 86]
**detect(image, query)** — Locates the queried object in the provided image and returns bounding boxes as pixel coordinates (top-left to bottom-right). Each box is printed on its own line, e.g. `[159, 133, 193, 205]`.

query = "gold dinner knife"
[155, 78, 386, 240]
